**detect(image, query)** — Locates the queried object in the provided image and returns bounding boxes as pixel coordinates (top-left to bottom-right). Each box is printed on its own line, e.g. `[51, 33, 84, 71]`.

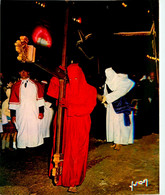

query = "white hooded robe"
[104, 67, 135, 144]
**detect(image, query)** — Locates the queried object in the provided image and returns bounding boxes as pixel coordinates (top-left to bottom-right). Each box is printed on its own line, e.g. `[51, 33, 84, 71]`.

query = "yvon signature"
[129, 179, 148, 191]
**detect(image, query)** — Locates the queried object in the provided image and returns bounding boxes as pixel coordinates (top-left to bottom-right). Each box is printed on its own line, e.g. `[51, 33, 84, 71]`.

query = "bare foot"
[114, 144, 121, 151]
[110, 144, 116, 148]
[67, 186, 77, 193]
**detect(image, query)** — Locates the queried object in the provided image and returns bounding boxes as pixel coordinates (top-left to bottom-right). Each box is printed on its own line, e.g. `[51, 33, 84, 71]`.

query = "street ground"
[0, 133, 159, 195]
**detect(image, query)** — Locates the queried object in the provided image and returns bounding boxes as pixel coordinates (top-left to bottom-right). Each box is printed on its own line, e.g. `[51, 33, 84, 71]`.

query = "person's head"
[7, 81, 14, 88]
[19, 69, 30, 80]
[4, 76, 17, 89]
[149, 71, 155, 81]
[17, 62, 31, 80]
[67, 63, 87, 93]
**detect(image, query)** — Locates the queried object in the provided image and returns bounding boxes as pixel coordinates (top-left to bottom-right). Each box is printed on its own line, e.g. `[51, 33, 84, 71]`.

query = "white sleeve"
[105, 79, 135, 104]
[37, 98, 45, 107]
[9, 103, 19, 110]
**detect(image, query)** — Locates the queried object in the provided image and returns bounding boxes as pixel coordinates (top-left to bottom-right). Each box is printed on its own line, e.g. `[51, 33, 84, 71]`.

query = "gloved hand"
[38, 113, 44, 119]
[59, 65, 66, 71]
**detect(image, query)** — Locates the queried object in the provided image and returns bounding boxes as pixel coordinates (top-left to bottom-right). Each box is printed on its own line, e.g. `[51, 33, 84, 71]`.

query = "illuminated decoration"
[15, 36, 29, 62]
[76, 30, 94, 60]
[27, 45, 36, 63]
[14, 36, 36, 63]
[113, 22, 156, 36]
[113, 31, 151, 36]
[32, 26, 52, 48]
[146, 55, 159, 61]
[122, 2, 127, 7]
[36, 1, 45, 8]
[72, 17, 82, 24]
[114, 21, 159, 84]
[72, 17, 94, 60]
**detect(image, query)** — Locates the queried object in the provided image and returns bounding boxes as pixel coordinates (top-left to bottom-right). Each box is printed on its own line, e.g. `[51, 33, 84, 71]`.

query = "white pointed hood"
[105, 67, 129, 91]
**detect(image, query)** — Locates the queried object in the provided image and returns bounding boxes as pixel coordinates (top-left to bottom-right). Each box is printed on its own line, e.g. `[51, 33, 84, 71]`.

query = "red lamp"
[32, 26, 52, 48]
[72, 17, 82, 24]
[77, 17, 82, 24]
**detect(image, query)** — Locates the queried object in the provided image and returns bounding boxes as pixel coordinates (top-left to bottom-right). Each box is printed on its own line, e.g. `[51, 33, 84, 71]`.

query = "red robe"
[47, 63, 97, 187]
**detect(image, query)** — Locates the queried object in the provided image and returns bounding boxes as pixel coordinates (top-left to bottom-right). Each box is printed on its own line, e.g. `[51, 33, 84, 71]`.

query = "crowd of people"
[0, 62, 159, 193]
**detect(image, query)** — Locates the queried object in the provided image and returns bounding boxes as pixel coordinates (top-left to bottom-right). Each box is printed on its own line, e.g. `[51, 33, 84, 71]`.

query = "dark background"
[1, 0, 159, 85]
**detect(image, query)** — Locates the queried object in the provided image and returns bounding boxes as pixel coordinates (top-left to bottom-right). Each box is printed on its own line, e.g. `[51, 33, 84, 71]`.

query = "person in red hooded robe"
[47, 63, 97, 193]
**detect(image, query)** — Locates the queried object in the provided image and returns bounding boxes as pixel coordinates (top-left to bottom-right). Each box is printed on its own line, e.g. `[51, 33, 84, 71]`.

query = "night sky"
[1, 0, 159, 85]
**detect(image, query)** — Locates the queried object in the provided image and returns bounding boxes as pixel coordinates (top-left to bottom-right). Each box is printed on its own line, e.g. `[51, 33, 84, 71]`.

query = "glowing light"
[146, 55, 159, 61]
[148, 10, 150, 13]
[122, 2, 127, 7]
[72, 17, 82, 24]
[35, 1, 46, 8]
[32, 26, 52, 48]
[77, 17, 82, 24]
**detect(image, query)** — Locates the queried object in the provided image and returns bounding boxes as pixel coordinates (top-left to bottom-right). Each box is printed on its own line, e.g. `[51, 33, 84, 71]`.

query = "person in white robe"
[9, 67, 45, 149]
[98, 67, 135, 150]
